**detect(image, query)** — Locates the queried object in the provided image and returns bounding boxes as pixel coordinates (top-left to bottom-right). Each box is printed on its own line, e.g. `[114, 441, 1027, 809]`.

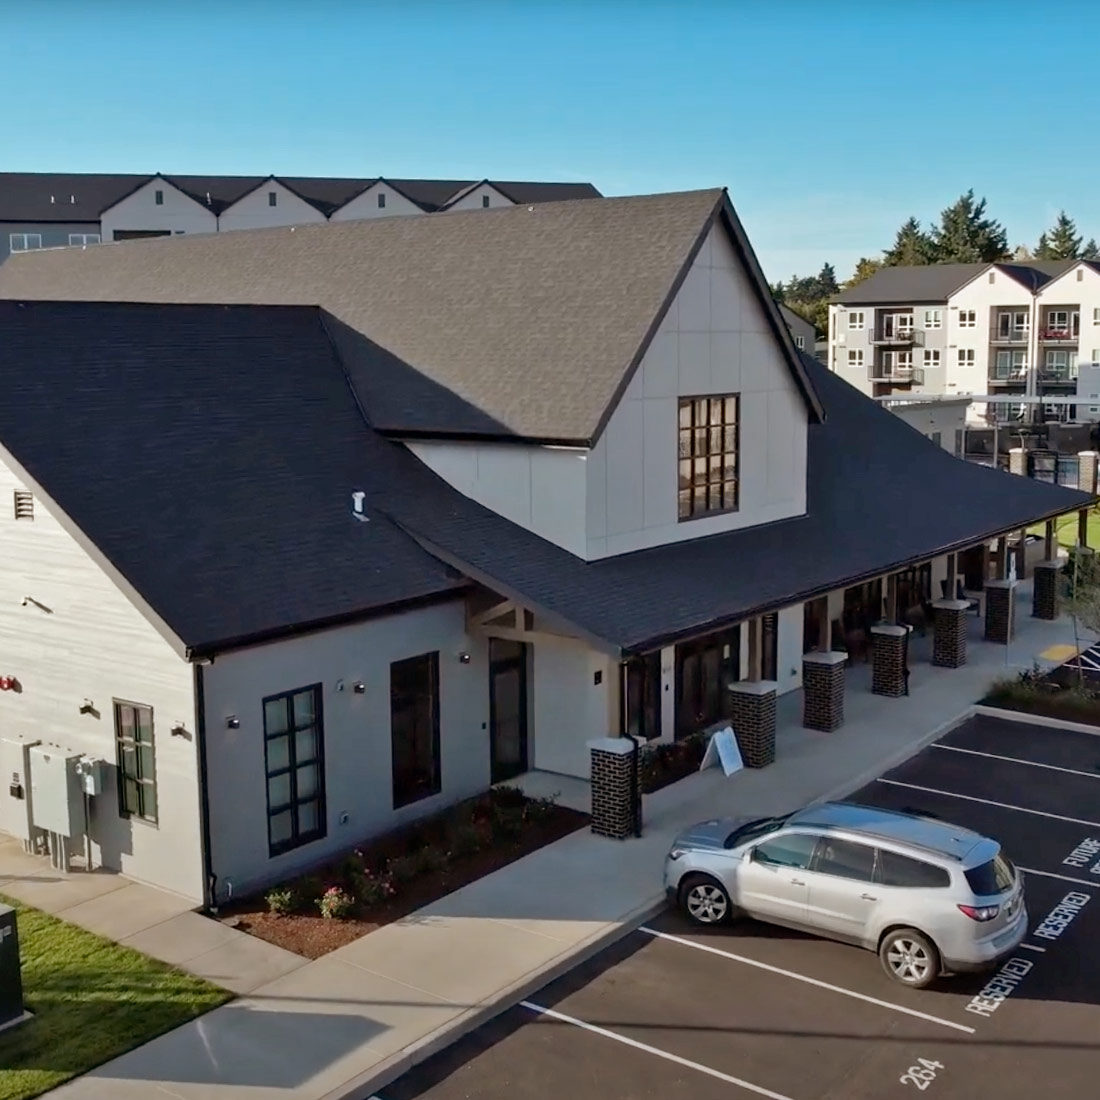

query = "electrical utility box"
[0, 737, 41, 843]
[28, 746, 86, 838]
[0, 905, 24, 1030]
[75, 757, 106, 797]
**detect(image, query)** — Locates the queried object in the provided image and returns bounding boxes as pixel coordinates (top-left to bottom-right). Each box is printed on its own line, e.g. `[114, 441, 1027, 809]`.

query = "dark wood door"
[489, 639, 528, 783]
[675, 627, 740, 738]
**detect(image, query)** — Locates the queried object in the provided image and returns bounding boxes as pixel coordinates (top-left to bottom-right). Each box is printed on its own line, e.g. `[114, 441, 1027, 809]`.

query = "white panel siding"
[445, 183, 513, 211]
[99, 178, 217, 240]
[200, 600, 489, 899]
[217, 181, 326, 231]
[407, 441, 588, 557]
[588, 223, 808, 558]
[775, 605, 803, 695]
[331, 183, 424, 221]
[0, 456, 201, 900]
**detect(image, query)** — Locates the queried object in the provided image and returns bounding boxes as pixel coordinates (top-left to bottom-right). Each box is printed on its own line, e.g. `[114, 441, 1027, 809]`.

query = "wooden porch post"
[1079, 507, 1090, 548]
[885, 574, 898, 623]
[1045, 519, 1055, 560]
[1014, 527, 1027, 578]
[945, 552, 957, 599]
[818, 597, 832, 652]
[747, 618, 762, 681]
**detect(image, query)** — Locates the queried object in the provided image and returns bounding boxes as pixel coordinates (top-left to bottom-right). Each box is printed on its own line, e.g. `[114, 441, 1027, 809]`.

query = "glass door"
[675, 627, 740, 738]
[489, 639, 528, 783]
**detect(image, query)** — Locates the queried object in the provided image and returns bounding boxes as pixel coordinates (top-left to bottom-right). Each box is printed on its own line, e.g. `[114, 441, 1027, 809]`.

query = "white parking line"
[875, 779, 1100, 830]
[638, 926, 975, 1034]
[521, 1000, 795, 1100]
[1018, 943, 1046, 953]
[932, 743, 1100, 781]
[1019, 865, 1100, 889]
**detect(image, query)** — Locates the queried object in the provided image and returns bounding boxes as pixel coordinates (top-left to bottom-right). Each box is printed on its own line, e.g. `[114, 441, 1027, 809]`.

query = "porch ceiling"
[382, 356, 1092, 657]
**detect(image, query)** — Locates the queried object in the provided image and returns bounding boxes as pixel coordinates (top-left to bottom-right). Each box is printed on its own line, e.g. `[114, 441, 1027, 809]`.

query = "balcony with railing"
[990, 328, 1029, 345]
[1038, 328, 1079, 343]
[868, 364, 924, 384]
[868, 325, 924, 346]
[1039, 308, 1079, 343]
[1038, 367, 1079, 384]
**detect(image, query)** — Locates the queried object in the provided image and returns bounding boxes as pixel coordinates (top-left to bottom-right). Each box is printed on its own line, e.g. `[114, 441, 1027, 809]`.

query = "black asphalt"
[378, 714, 1100, 1100]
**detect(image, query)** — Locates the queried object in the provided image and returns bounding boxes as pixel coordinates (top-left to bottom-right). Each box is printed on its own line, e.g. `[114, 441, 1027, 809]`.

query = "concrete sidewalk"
[32, 581, 1093, 1100]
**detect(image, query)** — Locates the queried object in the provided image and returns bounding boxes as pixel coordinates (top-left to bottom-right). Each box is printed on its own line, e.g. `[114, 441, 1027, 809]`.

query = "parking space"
[378, 714, 1100, 1100]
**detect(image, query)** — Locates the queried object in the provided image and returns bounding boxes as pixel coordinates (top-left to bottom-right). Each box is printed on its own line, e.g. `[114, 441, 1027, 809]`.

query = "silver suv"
[663, 801, 1026, 988]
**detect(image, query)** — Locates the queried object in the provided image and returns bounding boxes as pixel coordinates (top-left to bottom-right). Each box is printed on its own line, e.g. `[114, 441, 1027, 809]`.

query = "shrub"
[413, 843, 449, 874]
[523, 794, 559, 824]
[265, 886, 299, 916]
[387, 854, 420, 884]
[448, 822, 485, 858]
[491, 784, 528, 809]
[490, 803, 525, 841]
[317, 885, 356, 920]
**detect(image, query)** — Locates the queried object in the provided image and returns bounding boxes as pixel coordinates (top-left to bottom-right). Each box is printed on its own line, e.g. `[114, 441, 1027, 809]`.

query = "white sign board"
[699, 726, 744, 778]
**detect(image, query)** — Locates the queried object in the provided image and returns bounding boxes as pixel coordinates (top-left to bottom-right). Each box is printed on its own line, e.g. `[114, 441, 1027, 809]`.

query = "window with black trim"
[13, 491, 33, 520]
[391, 652, 440, 807]
[115, 701, 157, 823]
[154, 189, 164, 205]
[625, 652, 661, 740]
[482, 194, 491, 208]
[263, 684, 325, 855]
[268, 190, 277, 207]
[678, 395, 739, 520]
[377, 192, 386, 208]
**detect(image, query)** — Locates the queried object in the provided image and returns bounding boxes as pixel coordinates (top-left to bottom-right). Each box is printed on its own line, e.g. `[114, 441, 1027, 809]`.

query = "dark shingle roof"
[0, 300, 464, 654]
[0, 173, 146, 223]
[0, 188, 820, 441]
[162, 175, 268, 214]
[374, 355, 1092, 654]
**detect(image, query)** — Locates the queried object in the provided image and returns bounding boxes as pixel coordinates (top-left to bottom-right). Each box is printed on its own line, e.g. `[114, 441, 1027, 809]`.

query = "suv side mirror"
[747, 847, 759, 863]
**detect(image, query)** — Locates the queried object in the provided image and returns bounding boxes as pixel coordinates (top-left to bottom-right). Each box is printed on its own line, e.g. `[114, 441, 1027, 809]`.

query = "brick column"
[984, 579, 1018, 644]
[727, 680, 777, 767]
[871, 624, 909, 697]
[1079, 451, 1099, 496]
[802, 652, 846, 732]
[587, 738, 639, 840]
[1008, 447, 1027, 477]
[931, 599, 969, 668]
[1032, 560, 1061, 620]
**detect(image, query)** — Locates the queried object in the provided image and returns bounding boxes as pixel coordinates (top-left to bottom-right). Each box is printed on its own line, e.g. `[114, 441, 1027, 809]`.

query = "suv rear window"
[876, 849, 950, 888]
[965, 853, 1015, 896]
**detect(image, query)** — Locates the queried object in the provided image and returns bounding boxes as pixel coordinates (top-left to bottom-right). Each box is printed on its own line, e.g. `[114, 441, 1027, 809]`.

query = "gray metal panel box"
[29, 746, 86, 837]
[0, 905, 23, 1028]
[0, 737, 40, 843]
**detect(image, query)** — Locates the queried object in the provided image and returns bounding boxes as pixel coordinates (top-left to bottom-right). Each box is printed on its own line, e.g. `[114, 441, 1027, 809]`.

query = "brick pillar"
[727, 680, 777, 767]
[984, 579, 1018, 644]
[587, 738, 638, 840]
[1032, 560, 1061, 620]
[871, 624, 909, 697]
[1079, 451, 1099, 496]
[802, 652, 846, 732]
[931, 599, 969, 668]
[1008, 447, 1027, 477]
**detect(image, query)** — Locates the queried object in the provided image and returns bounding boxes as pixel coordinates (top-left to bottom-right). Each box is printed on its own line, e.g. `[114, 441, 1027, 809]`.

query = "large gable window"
[678, 395, 739, 521]
[391, 652, 441, 808]
[264, 684, 326, 856]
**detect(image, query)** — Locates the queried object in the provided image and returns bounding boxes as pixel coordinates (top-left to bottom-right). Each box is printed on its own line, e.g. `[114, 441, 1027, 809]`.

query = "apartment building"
[0, 172, 601, 263]
[827, 259, 1100, 424]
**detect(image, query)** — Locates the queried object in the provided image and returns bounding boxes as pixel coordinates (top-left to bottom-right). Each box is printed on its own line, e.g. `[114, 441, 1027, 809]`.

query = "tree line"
[772, 192, 1100, 336]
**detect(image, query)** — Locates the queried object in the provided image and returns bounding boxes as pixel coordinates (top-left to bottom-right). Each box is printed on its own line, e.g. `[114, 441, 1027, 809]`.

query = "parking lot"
[377, 714, 1100, 1100]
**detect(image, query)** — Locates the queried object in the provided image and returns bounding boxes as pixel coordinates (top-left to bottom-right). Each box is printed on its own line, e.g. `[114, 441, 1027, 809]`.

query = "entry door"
[489, 639, 528, 783]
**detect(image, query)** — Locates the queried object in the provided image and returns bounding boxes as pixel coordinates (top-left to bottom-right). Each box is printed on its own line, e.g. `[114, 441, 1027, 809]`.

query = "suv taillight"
[958, 903, 999, 922]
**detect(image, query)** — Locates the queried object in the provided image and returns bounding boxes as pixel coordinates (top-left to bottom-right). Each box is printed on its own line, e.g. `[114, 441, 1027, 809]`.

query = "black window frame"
[625, 652, 662, 740]
[268, 190, 277, 207]
[114, 700, 158, 825]
[154, 189, 164, 205]
[481, 194, 491, 208]
[263, 683, 326, 857]
[391, 652, 441, 809]
[678, 394, 740, 521]
[377, 191, 386, 209]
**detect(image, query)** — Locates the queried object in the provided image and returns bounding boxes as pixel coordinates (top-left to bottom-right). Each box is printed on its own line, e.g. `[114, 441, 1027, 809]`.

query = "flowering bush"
[354, 869, 397, 908]
[317, 885, 356, 920]
[265, 886, 299, 915]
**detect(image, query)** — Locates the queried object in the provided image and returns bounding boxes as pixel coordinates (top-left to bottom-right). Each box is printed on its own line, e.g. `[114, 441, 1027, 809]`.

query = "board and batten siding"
[199, 598, 489, 900]
[586, 222, 808, 558]
[99, 177, 217, 241]
[217, 180, 326, 232]
[331, 183, 423, 221]
[0, 455, 202, 900]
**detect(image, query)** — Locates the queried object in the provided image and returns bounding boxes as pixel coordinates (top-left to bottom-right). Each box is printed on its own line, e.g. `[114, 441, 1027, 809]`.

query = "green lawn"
[0, 895, 231, 1100]
[1028, 507, 1100, 550]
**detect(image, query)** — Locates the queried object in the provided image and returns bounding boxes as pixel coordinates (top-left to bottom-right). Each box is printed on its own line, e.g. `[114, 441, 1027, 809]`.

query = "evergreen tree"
[1084, 239, 1100, 261]
[815, 262, 838, 297]
[930, 190, 1009, 263]
[1034, 211, 1083, 260]
[845, 257, 883, 288]
[883, 217, 936, 266]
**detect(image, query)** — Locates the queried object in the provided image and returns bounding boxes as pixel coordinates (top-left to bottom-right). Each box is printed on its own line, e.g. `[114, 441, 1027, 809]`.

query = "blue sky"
[6, 0, 1100, 281]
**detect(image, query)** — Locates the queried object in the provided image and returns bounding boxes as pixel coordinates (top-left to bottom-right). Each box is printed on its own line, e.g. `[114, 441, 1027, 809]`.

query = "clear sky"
[6, 0, 1100, 282]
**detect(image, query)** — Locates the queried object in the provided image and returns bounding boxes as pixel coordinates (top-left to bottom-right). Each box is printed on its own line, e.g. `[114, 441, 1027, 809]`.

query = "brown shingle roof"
[0, 188, 818, 441]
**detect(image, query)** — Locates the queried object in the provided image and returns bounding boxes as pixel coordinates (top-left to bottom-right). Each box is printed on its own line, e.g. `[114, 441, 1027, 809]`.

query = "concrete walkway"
[27, 580, 1094, 1100]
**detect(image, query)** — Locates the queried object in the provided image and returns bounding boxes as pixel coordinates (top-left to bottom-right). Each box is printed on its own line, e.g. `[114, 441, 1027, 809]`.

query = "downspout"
[193, 661, 217, 912]
[618, 661, 642, 838]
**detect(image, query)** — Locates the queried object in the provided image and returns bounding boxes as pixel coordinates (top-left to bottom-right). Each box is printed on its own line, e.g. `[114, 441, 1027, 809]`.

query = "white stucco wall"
[586, 223, 808, 558]
[407, 441, 589, 557]
[99, 178, 217, 240]
[889, 401, 968, 451]
[445, 183, 513, 211]
[217, 180, 326, 232]
[331, 183, 424, 221]
[828, 303, 873, 395]
[0, 454, 202, 900]
[200, 599, 489, 899]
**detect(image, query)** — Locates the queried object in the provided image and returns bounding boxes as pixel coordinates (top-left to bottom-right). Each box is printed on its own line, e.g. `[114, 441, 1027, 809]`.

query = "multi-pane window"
[391, 652, 441, 808]
[957, 349, 976, 367]
[677, 395, 739, 520]
[847, 311, 865, 329]
[268, 191, 278, 207]
[481, 194, 491, 208]
[923, 349, 940, 369]
[996, 310, 1028, 338]
[924, 309, 942, 329]
[154, 189, 164, 205]
[847, 349, 864, 369]
[377, 192, 386, 209]
[994, 350, 1027, 379]
[67, 233, 100, 246]
[958, 310, 976, 328]
[9, 233, 42, 252]
[1044, 349, 1078, 379]
[625, 652, 662, 740]
[263, 684, 325, 855]
[115, 701, 157, 824]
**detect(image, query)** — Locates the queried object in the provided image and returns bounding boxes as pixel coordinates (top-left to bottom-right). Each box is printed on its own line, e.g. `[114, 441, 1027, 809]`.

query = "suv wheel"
[679, 874, 732, 925]
[879, 928, 940, 988]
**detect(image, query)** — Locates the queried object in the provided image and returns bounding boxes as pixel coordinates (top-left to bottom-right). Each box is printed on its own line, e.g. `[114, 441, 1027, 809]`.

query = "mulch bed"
[639, 733, 708, 793]
[217, 790, 587, 959]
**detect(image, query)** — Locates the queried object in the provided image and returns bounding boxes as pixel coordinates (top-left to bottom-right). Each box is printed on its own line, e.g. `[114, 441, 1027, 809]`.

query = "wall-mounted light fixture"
[170, 723, 189, 738]
[352, 681, 366, 694]
[21, 596, 53, 614]
[457, 652, 471, 665]
[226, 716, 240, 730]
[78, 699, 96, 715]
[334, 679, 345, 693]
